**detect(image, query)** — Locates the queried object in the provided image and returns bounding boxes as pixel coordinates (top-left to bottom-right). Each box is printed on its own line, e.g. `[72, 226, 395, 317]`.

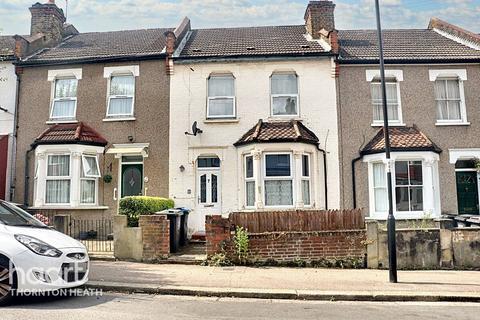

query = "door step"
[191, 231, 206, 242]
[165, 242, 207, 265]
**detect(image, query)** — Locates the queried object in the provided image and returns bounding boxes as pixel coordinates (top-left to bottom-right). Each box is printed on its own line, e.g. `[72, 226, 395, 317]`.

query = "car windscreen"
[0, 202, 47, 227]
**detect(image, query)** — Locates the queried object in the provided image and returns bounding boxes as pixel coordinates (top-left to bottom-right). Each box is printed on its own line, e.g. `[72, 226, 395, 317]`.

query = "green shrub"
[233, 226, 249, 265]
[119, 196, 174, 227]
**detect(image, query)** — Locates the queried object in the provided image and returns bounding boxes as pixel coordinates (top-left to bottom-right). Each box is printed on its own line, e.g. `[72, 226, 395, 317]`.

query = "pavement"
[87, 260, 480, 302]
[4, 293, 480, 320]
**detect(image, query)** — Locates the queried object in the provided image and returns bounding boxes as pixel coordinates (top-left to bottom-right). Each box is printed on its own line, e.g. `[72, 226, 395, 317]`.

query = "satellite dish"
[185, 121, 203, 136]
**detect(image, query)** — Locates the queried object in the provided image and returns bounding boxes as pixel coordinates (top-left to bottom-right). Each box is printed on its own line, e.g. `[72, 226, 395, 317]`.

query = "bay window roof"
[33, 122, 108, 147]
[234, 120, 319, 147]
[361, 126, 441, 156]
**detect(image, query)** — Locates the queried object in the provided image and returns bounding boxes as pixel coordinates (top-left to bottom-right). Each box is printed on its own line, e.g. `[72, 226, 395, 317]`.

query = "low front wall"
[206, 214, 367, 264]
[114, 215, 170, 262]
[367, 221, 480, 269]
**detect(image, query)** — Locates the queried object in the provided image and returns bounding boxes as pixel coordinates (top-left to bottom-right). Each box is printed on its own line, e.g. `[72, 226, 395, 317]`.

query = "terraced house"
[337, 19, 480, 219]
[169, 1, 340, 234]
[13, 1, 189, 222]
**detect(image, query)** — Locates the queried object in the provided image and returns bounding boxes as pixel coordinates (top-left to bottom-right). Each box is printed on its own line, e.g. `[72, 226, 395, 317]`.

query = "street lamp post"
[374, 0, 398, 283]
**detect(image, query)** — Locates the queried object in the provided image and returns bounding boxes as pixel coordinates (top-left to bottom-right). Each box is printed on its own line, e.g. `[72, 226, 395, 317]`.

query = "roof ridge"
[191, 24, 305, 32]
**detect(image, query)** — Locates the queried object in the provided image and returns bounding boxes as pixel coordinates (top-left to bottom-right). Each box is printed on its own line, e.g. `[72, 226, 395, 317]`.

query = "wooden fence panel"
[229, 209, 365, 233]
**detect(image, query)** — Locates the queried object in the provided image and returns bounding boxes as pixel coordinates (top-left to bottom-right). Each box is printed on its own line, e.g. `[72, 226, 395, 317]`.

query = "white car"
[0, 200, 89, 305]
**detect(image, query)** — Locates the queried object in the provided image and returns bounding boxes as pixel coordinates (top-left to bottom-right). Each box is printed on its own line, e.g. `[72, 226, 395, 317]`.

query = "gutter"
[9, 68, 21, 201]
[319, 148, 328, 210]
[338, 57, 480, 65]
[351, 156, 362, 209]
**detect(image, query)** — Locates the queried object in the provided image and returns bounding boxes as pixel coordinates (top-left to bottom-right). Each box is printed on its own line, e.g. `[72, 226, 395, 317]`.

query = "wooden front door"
[456, 171, 479, 215]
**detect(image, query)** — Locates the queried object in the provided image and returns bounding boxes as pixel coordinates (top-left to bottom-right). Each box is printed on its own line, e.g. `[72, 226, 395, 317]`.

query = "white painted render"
[0, 62, 16, 135]
[169, 58, 340, 232]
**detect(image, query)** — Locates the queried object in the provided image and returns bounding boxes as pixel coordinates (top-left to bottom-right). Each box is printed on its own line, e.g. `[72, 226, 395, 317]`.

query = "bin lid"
[175, 207, 191, 213]
[155, 209, 183, 216]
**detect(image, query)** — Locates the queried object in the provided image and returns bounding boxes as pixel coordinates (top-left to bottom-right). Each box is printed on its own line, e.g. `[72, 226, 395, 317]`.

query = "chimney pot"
[304, 1, 336, 39]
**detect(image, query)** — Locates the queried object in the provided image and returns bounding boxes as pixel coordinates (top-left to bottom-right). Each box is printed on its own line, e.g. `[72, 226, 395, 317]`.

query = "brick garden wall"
[206, 210, 367, 264]
[139, 215, 170, 261]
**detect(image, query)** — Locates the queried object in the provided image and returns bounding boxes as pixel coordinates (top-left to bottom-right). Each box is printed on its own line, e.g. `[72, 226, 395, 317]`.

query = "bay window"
[207, 74, 235, 118]
[34, 145, 104, 208]
[264, 154, 293, 206]
[45, 155, 71, 204]
[271, 73, 299, 116]
[50, 78, 78, 120]
[107, 74, 135, 117]
[372, 162, 387, 212]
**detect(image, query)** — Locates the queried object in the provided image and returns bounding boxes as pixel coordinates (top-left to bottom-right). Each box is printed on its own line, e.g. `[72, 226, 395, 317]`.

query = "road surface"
[3, 292, 479, 319]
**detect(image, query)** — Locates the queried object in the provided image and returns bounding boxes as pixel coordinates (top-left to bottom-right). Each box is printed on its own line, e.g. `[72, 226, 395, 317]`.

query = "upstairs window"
[50, 78, 78, 120]
[370, 77, 401, 124]
[207, 74, 235, 118]
[271, 73, 299, 116]
[434, 78, 462, 122]
[107, 74, 135, 117]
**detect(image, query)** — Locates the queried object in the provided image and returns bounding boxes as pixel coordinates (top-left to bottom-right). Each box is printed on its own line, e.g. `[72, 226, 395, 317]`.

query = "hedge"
[119, 196, 175, 227]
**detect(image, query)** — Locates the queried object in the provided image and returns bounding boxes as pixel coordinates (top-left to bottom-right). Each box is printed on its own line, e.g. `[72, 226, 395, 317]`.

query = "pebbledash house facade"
[13, 1, 190, 220]
[337, 19, 480, 220]
[169, 1, 341, 233]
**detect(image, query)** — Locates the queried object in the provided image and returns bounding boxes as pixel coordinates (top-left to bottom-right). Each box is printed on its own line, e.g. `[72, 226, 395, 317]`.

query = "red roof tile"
[234, 120, 319, 147]
[361, 126, 441, 155]
[33, 123, 108, 147]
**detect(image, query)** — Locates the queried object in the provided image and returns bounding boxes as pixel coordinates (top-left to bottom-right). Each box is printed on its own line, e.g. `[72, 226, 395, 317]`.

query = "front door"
[456, 171, 479, 215]
[121, 164, 143, 198]
[196, 169, 221, 226]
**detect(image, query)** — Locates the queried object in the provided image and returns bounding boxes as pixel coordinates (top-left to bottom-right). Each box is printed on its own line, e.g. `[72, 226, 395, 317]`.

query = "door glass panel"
[200, 174, 207, 203]
[122, 165, 142, 197]
[198, 157, 220, 168]
[211, 174, 218, 203]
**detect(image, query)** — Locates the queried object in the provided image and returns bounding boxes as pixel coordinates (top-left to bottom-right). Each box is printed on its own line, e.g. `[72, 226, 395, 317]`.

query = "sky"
[0, 0, 479, 35]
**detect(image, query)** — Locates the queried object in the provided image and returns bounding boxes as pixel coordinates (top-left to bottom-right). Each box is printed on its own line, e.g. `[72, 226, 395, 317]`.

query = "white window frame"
[45, 154, 72, 205]
[301, 154, 312, 207]
[80, 155, 100, 205]
[207, 74, 236, 119]
[49, 77, 78, 121]
[394, 160, 424, 213]
[270, 72, 300, 117]
[34, 144, 104, 209]
[106, 72, 136, 118]
[429, 69, 468, 125]
[371, 162, 387, 213]
[244, 155, 255, 208]
[366, 70, 404, 126]
[81, 154, 101, 178]
[365, 152, 440, 219]
[263, 152, 294, 208]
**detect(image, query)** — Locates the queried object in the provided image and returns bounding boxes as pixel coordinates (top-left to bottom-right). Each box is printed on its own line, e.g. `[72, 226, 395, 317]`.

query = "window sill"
[46, 120, 78, 124]
[435, 122, 470, 126]
[371, 122, 405, 127]
[203, 118, 239, 124]
[29, 206, 109, 210]
[103, 117, 136, 122]
[268, 116, 301, 121]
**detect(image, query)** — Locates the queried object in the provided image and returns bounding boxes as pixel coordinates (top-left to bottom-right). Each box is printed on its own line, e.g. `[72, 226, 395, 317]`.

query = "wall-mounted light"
[179, 165, 185, 172]
[128, 135, 134, 142]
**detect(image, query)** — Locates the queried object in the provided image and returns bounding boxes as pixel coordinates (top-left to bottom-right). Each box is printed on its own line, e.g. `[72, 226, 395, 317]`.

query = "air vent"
[301, 44, 310, 49]
[192, 48, 202, 52]
[246, 47, 256, 51]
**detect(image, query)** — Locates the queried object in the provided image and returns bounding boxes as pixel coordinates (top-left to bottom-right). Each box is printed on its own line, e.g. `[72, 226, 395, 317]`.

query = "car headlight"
[14, 234, 63, 258]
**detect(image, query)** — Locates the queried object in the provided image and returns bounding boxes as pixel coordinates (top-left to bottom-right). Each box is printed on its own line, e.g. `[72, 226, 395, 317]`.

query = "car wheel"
[0, 257, 15, 306]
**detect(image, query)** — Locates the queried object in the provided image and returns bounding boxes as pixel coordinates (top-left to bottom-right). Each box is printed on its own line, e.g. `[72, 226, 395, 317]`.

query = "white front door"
[196, 169, 221, 224]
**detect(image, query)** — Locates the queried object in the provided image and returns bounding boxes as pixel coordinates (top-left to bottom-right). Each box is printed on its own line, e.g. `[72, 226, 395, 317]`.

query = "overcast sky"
[1, 0, 479, 35]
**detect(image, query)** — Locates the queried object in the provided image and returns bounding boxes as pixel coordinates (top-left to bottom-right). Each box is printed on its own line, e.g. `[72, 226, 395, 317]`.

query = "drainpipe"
[24, 146, 35, 206]
[9, 68, 21, 201]
[319, 148, 328, 210]
[351, 156, 362, 209]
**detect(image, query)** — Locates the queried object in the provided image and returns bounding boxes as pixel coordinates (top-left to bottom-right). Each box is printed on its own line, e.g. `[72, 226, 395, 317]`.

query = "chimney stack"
[29, 1, 66, 44]
[304, 1, 336, 39]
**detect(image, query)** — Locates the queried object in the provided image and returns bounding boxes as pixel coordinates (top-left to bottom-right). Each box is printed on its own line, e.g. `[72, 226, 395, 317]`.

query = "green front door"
[456, 171, 479, 215]
[121, 164, 143, 198]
